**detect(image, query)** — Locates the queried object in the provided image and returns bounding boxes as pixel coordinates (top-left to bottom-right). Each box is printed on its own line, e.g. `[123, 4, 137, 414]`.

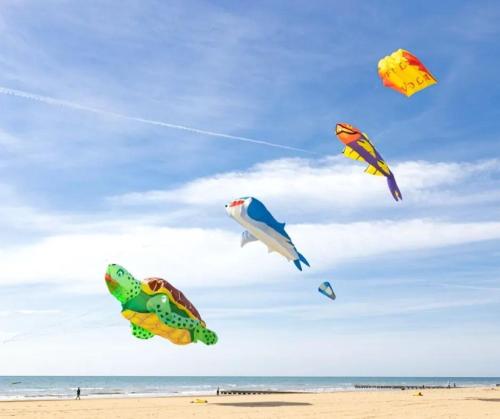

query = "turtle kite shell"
[143, 278, 206, 327]
[122, 310, 192, 345]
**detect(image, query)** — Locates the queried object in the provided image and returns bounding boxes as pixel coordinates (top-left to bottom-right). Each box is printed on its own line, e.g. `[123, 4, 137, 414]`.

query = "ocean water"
[0, 376, 498, 400]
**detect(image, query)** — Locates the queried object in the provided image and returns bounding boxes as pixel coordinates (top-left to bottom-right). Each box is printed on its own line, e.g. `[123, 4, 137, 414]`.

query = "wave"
[1, 376, 498, 401]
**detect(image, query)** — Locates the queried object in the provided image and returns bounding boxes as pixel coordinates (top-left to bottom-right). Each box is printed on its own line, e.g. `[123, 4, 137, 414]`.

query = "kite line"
[0, 86, 316, 154]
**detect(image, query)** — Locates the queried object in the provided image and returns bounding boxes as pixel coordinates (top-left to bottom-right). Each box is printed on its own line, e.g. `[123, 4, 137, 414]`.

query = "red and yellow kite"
[378, 49, 437, 97]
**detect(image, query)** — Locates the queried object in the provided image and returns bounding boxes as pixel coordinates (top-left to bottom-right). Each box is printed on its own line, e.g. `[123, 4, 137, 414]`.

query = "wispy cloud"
[0, 86, 313, 154]
[0, 309, 60, 317]
[206, 297, 500, 320]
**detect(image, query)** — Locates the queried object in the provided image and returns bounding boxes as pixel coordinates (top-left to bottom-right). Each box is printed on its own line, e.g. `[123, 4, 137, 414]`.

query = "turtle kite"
[105, 264, 218, 346]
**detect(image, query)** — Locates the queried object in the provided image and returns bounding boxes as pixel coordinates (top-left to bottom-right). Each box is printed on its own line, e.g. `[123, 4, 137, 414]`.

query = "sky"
[0, 0, 499, 376]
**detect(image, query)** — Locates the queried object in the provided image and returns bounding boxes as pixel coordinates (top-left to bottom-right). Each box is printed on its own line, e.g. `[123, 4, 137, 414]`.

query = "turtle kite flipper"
[131, 323, 154, 339]
[193, 324, 218, 345]
[387, 173, 402, 201]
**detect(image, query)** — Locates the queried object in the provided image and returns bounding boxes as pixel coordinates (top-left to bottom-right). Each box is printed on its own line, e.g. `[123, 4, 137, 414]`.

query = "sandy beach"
[1, 387, 499, 419]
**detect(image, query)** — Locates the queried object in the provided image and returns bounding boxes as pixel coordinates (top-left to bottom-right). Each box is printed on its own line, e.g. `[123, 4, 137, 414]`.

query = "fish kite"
[105, 264, 218, 345]
[225, 197, 310, 271]
[335, 123, 402, 201]
[318, 282, 336, 301]
[378, 49, 437, 97]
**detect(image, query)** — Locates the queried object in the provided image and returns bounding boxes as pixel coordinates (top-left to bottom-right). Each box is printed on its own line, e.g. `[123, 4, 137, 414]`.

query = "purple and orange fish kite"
[335, 123, 402, 202]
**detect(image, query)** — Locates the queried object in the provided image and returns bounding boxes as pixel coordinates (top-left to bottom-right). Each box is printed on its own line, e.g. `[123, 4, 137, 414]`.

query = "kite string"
[1, 309, 120, 344]
[0, 86, 317, 155]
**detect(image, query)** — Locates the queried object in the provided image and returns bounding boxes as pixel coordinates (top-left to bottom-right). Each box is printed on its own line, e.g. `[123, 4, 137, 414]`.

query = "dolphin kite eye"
[117, 269, 124, 277]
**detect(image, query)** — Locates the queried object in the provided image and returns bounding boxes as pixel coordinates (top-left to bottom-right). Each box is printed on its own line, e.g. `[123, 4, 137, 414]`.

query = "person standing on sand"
[216, 387, 220, 396]
[76, 387, 81, 400]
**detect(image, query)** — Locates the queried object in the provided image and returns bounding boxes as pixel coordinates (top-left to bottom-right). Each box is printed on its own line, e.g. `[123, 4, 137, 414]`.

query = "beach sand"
[1, 387, 499, 418]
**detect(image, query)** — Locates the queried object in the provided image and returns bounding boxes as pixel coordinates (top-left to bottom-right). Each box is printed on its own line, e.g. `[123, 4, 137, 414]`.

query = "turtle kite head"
[225, 196, 251, 217]
[335, 123, 363, 144]
[105, 264, 141, 304]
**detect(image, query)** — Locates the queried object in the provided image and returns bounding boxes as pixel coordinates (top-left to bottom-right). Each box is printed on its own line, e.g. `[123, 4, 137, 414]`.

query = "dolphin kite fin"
[241, 231, 258, 247]
[299, 252, 310, 267]
[293, 252, 310, 271]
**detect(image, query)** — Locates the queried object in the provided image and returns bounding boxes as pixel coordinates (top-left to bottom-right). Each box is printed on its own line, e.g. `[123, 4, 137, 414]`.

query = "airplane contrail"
[0, 86, 316, 154]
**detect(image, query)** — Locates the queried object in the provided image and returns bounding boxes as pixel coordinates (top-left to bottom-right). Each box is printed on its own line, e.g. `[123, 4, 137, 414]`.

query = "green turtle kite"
[105, 264, 218, 346]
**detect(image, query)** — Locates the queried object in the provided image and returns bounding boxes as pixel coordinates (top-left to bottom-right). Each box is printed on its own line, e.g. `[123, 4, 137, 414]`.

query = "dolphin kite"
[225, 197, 310, 271]
[335, 123, 402, 201]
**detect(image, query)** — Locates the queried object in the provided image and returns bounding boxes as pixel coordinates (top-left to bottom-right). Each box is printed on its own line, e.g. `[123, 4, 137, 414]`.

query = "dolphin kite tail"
[387, 173, 402, 201]
[293, 252, 310, 271]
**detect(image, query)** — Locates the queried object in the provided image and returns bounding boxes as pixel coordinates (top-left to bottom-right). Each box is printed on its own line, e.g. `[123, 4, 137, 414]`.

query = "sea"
[0, 376, 499, 400]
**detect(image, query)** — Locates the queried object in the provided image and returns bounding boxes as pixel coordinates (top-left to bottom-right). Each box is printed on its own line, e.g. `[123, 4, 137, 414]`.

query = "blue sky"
[0, 0, 499, 376]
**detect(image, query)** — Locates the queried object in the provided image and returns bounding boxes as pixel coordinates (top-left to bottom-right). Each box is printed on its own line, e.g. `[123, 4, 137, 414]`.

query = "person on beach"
[76, 387, 81, 400]
[216, 387, 220, 396]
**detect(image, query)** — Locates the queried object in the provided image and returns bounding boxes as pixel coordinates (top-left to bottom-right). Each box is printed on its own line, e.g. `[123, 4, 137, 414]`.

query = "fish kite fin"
[387, 173, 403, 201]
[364, 165, 384, 176]
[343, 146, 366, 162]
[240, 231, 258, 247]
[293, 252, 310, 271]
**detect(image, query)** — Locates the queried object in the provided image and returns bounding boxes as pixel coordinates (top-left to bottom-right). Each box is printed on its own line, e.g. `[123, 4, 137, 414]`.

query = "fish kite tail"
[387, 173, 402, 202]
[293, 252, 310, 271]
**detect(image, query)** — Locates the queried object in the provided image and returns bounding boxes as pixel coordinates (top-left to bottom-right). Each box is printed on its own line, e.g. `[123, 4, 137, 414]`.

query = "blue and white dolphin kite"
[225, 197, 310, 271]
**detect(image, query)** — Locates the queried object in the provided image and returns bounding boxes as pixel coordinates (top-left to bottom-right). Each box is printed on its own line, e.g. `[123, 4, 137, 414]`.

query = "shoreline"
[0, 384, 495, 402]
[1, 387, 499, 418]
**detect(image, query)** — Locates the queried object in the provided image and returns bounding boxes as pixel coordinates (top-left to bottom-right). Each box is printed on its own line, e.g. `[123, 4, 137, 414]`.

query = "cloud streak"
[0, 85, 315, 154]
[206, 297, 500, 320]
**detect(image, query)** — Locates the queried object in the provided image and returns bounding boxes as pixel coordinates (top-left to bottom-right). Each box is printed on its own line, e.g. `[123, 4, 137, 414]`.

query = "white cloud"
[0, 219, 499, 292]
[110, 157, 500, 217]
[0, 155, 498, 294]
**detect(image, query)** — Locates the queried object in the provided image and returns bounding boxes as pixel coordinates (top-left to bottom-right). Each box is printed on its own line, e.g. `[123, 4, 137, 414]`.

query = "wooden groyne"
[219, 385, 463, 395]
[219, 389, 303, 395]
[354, 384, 459, 390]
